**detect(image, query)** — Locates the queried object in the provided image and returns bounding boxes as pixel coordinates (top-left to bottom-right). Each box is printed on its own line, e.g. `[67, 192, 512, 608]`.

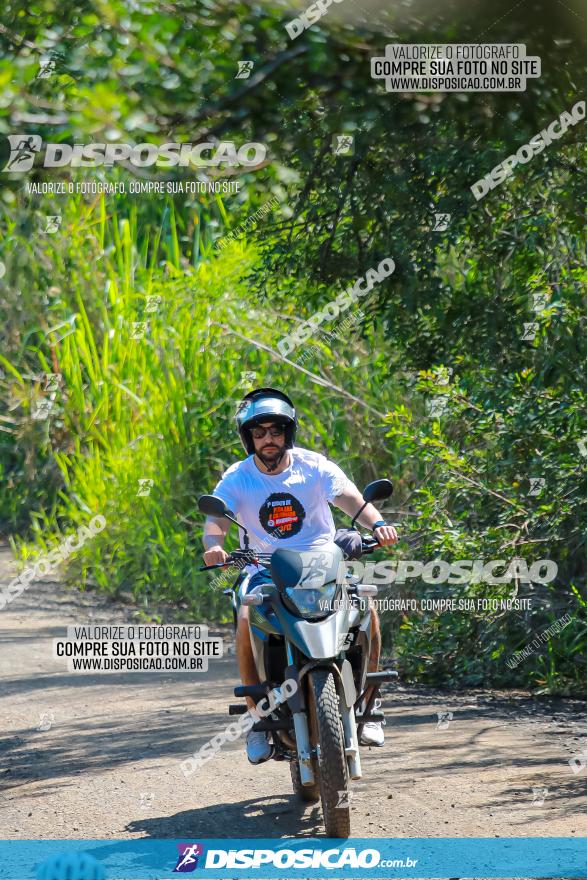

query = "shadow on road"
[125, 793, 325, 837]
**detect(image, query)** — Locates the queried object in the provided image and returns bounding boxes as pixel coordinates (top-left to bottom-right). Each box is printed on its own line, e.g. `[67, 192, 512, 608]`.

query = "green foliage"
[0, 192, 402, 621]
[0, 0, 586, 691]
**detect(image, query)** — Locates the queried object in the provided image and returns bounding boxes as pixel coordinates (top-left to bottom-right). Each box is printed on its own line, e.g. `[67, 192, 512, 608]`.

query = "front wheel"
[308, 668, 350, 838]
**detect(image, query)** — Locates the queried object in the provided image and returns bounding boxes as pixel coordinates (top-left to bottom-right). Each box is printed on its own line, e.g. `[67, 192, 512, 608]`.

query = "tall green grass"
[0, 193, 402, 620]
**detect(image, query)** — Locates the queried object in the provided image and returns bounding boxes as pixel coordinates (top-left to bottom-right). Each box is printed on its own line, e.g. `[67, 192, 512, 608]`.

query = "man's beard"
[257, 446, 286, 472]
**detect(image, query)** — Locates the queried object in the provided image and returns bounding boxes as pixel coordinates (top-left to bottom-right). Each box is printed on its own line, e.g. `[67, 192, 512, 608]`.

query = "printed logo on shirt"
[259, 493, 306, 538]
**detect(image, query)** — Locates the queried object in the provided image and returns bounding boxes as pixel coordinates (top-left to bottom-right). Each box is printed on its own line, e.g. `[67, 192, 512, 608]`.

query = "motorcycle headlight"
[284, 582, 339, 620]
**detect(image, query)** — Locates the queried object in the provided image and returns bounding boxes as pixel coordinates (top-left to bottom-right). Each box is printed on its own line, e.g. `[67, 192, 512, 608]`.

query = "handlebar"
[199, 549, 273, 572]
[360, 534, 380, 553]
[200, 533, 385, 571]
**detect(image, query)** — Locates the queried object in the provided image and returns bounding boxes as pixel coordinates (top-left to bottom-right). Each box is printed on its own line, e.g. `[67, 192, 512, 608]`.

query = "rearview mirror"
[362, 479, 393, 504]
[198, 494, 231, 519]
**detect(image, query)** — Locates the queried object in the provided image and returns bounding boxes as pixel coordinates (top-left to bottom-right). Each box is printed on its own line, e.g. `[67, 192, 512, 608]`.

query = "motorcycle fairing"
[250, 587, 356, 659]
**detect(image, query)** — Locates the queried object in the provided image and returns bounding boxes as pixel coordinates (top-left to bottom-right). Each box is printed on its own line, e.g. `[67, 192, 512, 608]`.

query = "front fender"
[296, 659, 357, 711]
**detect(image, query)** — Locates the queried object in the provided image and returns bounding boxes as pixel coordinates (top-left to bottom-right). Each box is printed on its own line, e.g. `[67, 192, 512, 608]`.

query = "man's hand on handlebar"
[373, 524, 399, 547]
[203, 545, 230, 566]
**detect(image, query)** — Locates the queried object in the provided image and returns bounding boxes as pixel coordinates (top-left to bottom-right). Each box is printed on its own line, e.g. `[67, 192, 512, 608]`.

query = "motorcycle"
[198, 478, 398, 838]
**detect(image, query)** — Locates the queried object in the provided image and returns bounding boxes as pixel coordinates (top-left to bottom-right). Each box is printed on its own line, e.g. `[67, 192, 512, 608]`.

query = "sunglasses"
[251, 425, 286, 440]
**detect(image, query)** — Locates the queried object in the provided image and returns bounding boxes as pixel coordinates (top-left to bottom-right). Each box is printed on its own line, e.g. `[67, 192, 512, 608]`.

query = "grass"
[0, 189, 401, 622]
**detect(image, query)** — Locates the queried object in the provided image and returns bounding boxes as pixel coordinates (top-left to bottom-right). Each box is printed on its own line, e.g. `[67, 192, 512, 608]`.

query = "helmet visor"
[237, 396, 295, 429]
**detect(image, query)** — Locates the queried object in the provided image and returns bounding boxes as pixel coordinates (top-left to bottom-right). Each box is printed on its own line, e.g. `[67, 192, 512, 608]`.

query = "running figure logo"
[173, 843, 204, 872]
[236, 61, 254, 79]
[3, 135, 42, 172]
[332, 134, 354, 155]
[299, 550, 330, 586]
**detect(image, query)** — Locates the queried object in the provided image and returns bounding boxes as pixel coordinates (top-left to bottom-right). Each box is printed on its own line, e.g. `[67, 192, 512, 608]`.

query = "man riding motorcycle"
[202, 387, 398, 764]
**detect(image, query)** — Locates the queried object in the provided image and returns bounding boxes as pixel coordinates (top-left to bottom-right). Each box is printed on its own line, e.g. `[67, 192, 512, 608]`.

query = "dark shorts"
[247, 569, 274, 591]
[333, 528, 363, 560]
[239, 568, 273, 603]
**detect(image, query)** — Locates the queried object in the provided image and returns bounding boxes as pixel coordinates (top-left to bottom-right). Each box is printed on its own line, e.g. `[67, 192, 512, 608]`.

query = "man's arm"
[203, 516, 231, 565]
[332, 483, 398, 547]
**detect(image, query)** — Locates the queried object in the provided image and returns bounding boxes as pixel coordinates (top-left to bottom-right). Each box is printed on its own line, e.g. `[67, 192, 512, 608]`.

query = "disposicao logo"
[173, 843, 204, 873]
[2, 136, 267, 172]
[174, 846, 385, 870]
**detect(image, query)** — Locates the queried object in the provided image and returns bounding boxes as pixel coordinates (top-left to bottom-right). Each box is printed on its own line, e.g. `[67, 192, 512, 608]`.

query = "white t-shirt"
[212, 446, 350, 555]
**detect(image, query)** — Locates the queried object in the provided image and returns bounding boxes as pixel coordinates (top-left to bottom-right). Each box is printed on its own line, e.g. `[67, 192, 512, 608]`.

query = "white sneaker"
[246, 729, 272, 764]
[360, 698, 386, 747]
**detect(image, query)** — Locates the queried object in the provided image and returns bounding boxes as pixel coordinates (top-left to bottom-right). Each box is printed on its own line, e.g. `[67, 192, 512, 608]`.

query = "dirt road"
[1, 547, 586, 841]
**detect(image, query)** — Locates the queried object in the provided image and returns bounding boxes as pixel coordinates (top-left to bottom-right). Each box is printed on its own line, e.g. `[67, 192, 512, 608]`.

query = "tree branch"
[211, 323, 387, 419]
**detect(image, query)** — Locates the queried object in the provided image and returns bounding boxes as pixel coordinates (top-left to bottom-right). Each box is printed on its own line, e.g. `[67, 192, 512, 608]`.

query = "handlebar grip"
[362, 534, 380, 546]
